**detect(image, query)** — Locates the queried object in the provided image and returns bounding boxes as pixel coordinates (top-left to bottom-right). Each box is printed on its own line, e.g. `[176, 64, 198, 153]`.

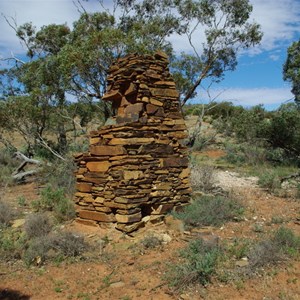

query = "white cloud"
[0, 0, 103, 55]
[192, 87, 294, 108]
[1, 0, 300, 56]
[250, 0, 300, 52]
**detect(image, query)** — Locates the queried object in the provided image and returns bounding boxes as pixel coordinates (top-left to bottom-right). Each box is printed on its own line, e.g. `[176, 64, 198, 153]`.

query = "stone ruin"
[74, 51, 191, 233]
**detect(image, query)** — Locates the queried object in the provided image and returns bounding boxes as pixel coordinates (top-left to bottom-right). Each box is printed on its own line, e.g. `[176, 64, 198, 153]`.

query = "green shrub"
[49, 231, 87, 257]
[258, 170, 281, 191]
[227, 238, 250, 260]
[0, 229, 25, 261]
[173, 195, 244, 228]
[32, 185, 75, 221]
[24, 236, 52, 265]
[141, 234, 163, 249]
[224, 143, 267, 166]
[257, 167, 297, 193]
[0, 200, 14, 227]
[247, 227, 300, 273]
[166, 238, 222, 290]
[190, 165, 215, 192]
[24, 213, 52, 239]
[0, 149, 18, 186]
[272, 226, 300, 254]
[38, 158, 76, 197]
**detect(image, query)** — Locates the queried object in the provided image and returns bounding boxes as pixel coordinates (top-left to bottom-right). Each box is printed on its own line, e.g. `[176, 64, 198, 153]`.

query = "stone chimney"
[74, 51, 191, 233]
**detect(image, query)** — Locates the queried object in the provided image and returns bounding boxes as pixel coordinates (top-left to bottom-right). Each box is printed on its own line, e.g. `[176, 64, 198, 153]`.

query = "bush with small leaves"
[190, 165, 215, 192]
[166, 238, 222, 290]
[141, 234, 162, 249]
[49, 231, 87, 257]
[24, 213, 52, 239]
[32, 185, 75, 221]
[24, 236, 52, 266]
[247, 227, 300, 274]
[0, 200, 14, 227]
[173, 195, 244, 229]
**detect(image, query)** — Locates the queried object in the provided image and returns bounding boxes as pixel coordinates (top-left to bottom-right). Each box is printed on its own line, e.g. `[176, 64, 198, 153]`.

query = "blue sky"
[1, 0, 300, 110]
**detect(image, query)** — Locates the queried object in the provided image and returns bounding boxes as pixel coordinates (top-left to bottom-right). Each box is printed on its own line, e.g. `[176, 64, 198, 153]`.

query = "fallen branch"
[14, 151, 41, 165]
[12, 169, 39, 181]
[280, 172, 300, 183]
[12, 151, 42, 181]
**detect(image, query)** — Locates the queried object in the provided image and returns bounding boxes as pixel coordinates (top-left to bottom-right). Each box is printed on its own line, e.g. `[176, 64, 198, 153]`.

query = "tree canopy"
[0, 0, 262, 156]
[283, 40, 300, 106]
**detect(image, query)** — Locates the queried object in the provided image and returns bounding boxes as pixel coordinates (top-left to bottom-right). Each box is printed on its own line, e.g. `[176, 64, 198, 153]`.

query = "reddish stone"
[124, 82, 137, 96]
[76, 182, 92, 193]
[146, 104, 159, 115]
[124, 103, 144, 115]
[90, 145, 126, 156]
[86, 161, 110, 172]
[102, 90, 122, 102]
[115, 212, 142, 223]
[162, 157, 189, 167]
[78, 210, 116, 222]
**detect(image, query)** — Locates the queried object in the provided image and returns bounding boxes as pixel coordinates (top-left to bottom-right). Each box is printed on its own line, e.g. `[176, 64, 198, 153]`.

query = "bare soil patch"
[1, 167, 300, 300]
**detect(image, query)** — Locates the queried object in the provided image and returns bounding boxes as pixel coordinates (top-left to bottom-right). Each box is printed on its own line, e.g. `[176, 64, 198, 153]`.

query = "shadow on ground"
[0, 289, 30, 300]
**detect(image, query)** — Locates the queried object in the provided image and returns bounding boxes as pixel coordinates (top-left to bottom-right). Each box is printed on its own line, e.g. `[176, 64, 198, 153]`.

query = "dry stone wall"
[74, 51, 191, 233]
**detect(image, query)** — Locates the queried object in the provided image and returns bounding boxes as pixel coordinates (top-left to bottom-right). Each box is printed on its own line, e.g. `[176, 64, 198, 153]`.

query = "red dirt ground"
[1, 173, 300, 300]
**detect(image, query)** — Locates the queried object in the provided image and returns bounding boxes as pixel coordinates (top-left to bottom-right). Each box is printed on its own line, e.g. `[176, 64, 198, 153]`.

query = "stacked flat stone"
[74, 51, 191, 233]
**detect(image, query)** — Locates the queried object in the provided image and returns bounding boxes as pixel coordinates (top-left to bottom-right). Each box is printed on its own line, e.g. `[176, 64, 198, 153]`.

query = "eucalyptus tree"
[1, 0, 262, 156]
[283, 40, 300, 107]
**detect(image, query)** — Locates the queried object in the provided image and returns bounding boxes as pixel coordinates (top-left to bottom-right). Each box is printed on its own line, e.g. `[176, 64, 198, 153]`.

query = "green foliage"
[39, 158, 76, 196]
[32, 185, 75, 222]
[265, 103, 300, 162]
[272, 226, 300, 255]
[224, 142, 267, 166]
[166, 238, 222, 289]
[0, 228, 26, 261]
[190, 164, 215, 192]
[283, 40, 300, 105]
[1, 0, 262, 148]
[141, 234, 163, 249]
[0, 200, 14, 228]
[17, 196, 27, 207]
[257, 166, 298, 193]
[0, 223, 87, 266]
[215, 103, 300, 165]
[227, 238, 250, 260]
[0, 149, 19, 185]
[24, 213, 53, 239]
[173, 195, 244, 228]
[247, 227, 300, 272]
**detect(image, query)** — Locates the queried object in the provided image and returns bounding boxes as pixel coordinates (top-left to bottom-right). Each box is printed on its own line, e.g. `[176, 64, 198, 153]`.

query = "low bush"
[24, 230, 88, 265]
[247, 227, 300, 273]
[24, 236, 52, 265]
[32, 185, 75, 221]
[0, 200, 14, 227]
[141, 234, 163, 249]
[0, 228, 26, 261]
[0, 149, 18, 186]
[49, 231, 87, 257]
[257, 166, 298, 193]
[190, 165, 215, 192]
[38, 157, 76, 197]
[224, 143, 267, 166]
[24, 213, 52, 239]
[173, 195, 244, 228]
[166, 238, 222, 290]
